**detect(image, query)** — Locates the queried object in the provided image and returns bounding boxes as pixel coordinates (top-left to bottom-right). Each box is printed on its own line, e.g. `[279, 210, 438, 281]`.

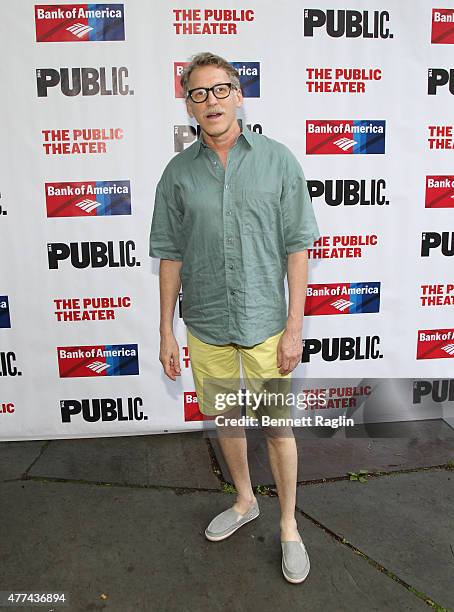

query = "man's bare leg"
[265, 431, 300, 541]
[216, 415, 256, 515]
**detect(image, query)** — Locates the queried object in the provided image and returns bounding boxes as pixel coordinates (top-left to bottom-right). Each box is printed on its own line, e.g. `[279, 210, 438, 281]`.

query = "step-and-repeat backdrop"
[1, 1, 453, 440]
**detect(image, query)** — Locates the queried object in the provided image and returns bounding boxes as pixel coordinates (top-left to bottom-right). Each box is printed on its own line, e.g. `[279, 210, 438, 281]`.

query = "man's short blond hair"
[180, 52, 241, 95]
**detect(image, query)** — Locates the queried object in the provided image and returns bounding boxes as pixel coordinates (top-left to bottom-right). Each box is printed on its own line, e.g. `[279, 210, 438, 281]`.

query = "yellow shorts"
[186, 328, 292, 420]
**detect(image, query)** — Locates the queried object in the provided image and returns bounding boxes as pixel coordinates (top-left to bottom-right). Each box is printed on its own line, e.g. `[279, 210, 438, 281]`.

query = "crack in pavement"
[13, 475, 224, 494]
[291, 502, 448, 611]
[22, 440, 52, 478]
[295, 463, 451, 486]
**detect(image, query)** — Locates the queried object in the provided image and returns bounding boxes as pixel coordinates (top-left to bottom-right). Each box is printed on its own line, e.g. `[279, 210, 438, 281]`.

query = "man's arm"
[159, 259, 183, 381]
[277, 150, 320, 375]
[286, 250, 308, 335]
[277, 250, 308, 375]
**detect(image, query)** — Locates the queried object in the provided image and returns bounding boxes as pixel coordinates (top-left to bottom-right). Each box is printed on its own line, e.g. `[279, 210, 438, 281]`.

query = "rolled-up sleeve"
[281, 154, 321, 255]
[149, 178, 183, 261]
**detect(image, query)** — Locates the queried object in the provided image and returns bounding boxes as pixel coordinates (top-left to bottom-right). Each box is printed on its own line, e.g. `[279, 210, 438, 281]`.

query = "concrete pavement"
[0, 419, 452, 611]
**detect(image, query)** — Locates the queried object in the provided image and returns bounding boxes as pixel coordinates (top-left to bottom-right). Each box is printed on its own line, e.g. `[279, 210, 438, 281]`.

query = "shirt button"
[229, 264, 234, 269]
[226, 210, 232, 216]
[225, 184, 229, 189]
[230, 290, 235, 295]
[226, 238, 232, 244]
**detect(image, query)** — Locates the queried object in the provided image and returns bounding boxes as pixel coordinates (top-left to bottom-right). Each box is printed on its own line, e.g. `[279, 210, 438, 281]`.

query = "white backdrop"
[1, 1, 453, 440]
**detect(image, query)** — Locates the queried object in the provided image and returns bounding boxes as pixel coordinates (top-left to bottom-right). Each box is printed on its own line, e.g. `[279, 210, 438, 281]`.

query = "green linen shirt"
[149, 125, 321, 347]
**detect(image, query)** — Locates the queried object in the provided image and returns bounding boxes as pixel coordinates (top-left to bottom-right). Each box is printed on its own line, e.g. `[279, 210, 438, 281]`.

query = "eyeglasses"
[187, 82, 236, 103]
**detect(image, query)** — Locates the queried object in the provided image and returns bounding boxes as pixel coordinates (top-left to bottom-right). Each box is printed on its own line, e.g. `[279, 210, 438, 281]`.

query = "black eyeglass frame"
[186, 82, 237, 103]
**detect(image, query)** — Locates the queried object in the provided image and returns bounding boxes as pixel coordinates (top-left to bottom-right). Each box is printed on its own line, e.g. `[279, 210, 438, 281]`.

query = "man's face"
[185, 65, 243, 138]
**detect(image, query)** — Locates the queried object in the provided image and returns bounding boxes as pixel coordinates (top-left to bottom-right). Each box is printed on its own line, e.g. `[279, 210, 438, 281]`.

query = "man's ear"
[235, 87, 244, 108]
[185, 97, 194, 118]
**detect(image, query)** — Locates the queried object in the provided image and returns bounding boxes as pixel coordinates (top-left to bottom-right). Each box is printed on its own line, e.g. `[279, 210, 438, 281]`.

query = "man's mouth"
[205, 112, 223, 120]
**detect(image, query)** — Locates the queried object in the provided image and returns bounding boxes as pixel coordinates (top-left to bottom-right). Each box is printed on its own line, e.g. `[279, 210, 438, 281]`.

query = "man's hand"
[159, 331, 181, 381]
[276, 328, 303, 375]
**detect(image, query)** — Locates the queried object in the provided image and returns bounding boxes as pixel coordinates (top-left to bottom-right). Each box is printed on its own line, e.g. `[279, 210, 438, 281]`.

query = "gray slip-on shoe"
[281, 535, 310, 583]
[205, 498, 259, 542]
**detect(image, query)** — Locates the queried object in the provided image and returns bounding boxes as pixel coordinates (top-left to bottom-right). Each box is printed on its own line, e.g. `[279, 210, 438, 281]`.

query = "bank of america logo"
[334, 138, 357, 151]
[66, 23, 93, 38]
[306, 120, 386, 155]
[442, 343, 454, 356]
[35, 5, 126, 43]
[76, 199, 101, 213]
[87, 361, 111, 373]
[331, 299, 355, 312]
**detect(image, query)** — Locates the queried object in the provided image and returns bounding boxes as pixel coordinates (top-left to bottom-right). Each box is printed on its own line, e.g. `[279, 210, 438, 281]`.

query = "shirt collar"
[192, 122, 253, 159]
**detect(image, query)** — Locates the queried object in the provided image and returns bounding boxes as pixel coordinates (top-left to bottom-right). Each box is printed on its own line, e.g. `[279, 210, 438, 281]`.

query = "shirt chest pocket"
[239, 189, 281, 234]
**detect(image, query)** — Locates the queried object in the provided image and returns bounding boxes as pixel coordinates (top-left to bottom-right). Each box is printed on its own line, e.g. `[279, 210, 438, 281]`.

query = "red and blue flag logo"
[305, 282, 381, 315]
[35, 4, 125, 42]
[306, 120, 385, 154]
[58, 344, 139, 377]
[184, 391, 216, 422]
[425, 176, 454, 208]
[417, 329, 454, 360]
[46, 180, 131, 217]
[431, 9, 454, 44]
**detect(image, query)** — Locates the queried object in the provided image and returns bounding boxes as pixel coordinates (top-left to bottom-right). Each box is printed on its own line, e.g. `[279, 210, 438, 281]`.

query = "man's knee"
[215, 405, 246, 438]
[262, 425, 295, 440]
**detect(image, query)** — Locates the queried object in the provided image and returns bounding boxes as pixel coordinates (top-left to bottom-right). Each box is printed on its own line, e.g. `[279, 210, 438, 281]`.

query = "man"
[149, 52, 320, 584]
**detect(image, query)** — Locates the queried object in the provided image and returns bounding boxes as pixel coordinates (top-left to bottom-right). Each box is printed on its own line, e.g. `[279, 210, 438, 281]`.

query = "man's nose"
[206, 88, 218, 104]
